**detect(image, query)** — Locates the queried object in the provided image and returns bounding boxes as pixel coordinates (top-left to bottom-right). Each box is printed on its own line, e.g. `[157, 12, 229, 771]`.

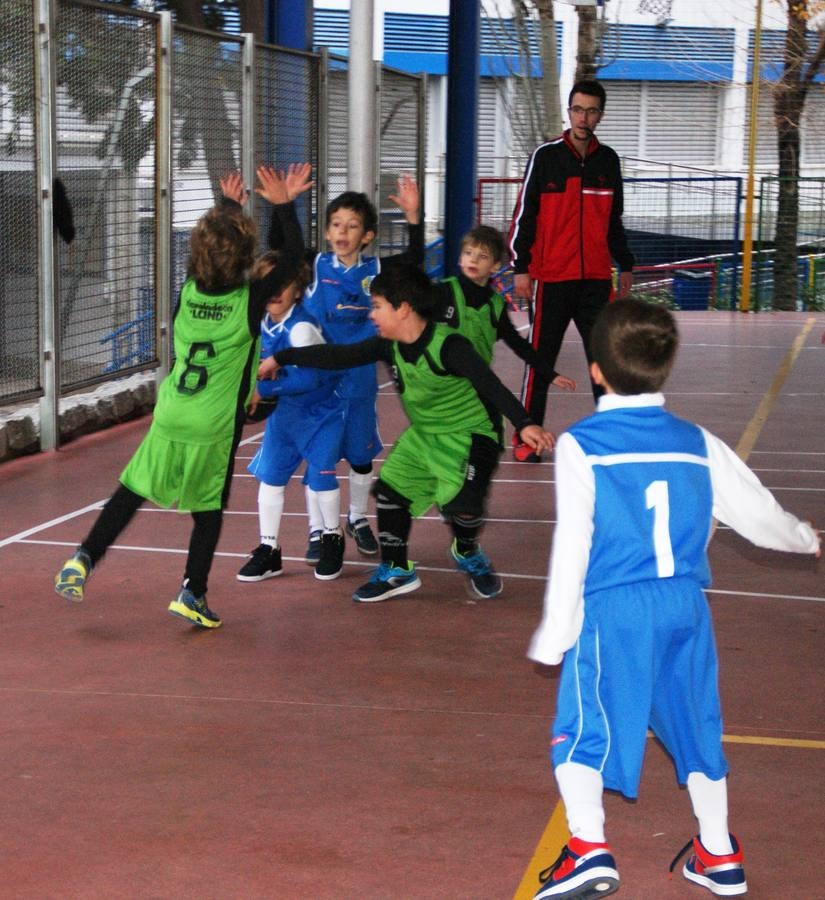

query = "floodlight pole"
[739, 0, 762, 312]
[348, 0, 377, 201]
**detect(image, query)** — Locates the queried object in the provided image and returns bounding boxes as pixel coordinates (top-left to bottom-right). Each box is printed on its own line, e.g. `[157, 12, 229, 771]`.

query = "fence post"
[417, 71, 428, 228]
[156, 11, 172, 380]
[318, 48, 329, 224]
[35, 0, 58, 450]
[242, 33, 255, 216]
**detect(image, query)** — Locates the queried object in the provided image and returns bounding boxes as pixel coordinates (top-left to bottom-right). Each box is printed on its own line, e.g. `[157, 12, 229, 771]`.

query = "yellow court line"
[515, 317, 819, 900]
[512, 799, 569, 900]
[735, 316, 815, 462]
[722, 733, 825, 750]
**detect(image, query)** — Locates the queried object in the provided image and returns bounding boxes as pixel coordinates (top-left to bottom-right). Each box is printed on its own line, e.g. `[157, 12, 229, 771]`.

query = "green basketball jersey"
[391, 322, 497, 440]
[443, 276, 506, 365]
[152, 279, 259, 445]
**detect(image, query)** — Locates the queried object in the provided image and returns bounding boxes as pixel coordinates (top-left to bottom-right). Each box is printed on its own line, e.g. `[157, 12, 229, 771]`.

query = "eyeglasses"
[568, 106, 602, 117]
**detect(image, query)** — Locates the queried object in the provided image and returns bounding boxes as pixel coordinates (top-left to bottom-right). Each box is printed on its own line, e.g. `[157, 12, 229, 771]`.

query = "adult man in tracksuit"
[508, 79, 635, 462]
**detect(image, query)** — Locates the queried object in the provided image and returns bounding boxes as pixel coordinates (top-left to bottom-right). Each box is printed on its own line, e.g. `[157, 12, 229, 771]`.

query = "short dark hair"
[325, 191, 378, 236]
[370, 264, 435, 317]
[461, 225, 506, 265]
[590, 299, 678, 394]
[568, 79, 606, 111]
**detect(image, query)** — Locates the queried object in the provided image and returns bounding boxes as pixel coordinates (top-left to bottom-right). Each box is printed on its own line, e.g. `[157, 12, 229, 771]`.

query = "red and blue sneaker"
[534, 837, 620, 899]
[670, 834, 747, 896]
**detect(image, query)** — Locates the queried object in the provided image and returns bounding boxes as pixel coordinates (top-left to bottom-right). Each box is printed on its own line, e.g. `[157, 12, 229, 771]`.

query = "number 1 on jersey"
[645, 480, 675, 578]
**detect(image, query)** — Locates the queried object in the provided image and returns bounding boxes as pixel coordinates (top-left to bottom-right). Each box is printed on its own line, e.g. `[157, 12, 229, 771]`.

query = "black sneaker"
[315, 529, 345, 580]
[345, 516, 379, 555]
[305, 530, 323, 566]
[236, 544, 282, 582]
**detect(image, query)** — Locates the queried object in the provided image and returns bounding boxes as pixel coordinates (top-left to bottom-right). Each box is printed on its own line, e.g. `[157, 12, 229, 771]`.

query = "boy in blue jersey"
[301, 177, 422, 564]
[528, 299, 819, 899]
[237, 253, 346, 583]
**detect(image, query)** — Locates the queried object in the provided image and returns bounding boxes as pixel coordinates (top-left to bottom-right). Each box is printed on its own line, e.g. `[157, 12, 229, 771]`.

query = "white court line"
[0, 499, 106, 549]
[707, 587, 825, 604]
[22, 538, 825, 603]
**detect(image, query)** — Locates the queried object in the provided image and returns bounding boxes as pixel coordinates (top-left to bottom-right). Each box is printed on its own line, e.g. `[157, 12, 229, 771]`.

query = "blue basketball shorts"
[248, 398, 344, 492]
[339, 394, 382, 467]
[551, 576, 728, 799]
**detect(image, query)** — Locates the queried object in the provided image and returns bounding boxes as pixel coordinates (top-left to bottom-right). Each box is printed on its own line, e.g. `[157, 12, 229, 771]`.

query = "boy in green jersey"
[54, 164, 313, 628]
[259, 264, 555, 603]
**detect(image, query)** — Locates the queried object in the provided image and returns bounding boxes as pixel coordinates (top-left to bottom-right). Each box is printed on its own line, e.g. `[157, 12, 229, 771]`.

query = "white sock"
[348, 469, 372, 522]
[305, 484, 323, 535]
[554, 762, 606, 844]
[257, 482, 285, 547]
[687, 772, 733, 855]
[314, 487, 341, 532]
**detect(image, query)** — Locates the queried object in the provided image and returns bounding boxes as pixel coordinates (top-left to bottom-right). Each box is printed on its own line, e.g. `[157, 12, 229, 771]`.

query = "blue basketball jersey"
[303, 252, 380, 398]
[568, 404, 714, 594]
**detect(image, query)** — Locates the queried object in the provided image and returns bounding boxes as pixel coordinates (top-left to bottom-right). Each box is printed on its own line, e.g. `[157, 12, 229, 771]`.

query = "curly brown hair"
[188, 205, 257, 292]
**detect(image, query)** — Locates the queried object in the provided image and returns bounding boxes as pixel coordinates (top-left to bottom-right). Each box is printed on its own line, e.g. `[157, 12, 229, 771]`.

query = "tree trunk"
[772, 1, 808, 310]
[535, 0, 562, 139]
[575, 5, 599, 80]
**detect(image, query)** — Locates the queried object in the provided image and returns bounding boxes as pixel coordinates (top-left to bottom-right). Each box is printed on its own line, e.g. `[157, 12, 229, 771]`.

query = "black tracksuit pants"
[520, 278, 612, 425]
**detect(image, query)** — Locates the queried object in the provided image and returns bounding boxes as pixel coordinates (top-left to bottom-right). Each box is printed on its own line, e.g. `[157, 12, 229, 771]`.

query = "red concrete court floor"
[1, 309, 823, 900]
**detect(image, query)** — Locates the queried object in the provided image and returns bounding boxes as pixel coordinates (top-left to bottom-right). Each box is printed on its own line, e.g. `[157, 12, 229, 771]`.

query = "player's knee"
[374, 479, 411, 511]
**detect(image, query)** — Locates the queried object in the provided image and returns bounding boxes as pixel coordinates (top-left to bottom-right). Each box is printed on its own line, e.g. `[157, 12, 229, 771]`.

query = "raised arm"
[380, 175, 424, 268]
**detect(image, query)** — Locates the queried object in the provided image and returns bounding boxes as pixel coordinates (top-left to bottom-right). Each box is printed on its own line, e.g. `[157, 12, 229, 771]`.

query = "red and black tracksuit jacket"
[508, 130, 634, 283]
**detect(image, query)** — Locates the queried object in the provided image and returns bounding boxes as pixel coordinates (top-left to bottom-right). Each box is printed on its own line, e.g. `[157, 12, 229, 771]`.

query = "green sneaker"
[168, 583, 222, 629]
[55, 550, 92, 603]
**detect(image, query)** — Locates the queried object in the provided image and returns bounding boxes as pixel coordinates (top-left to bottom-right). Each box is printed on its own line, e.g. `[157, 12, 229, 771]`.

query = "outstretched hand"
[258, 355, 280, 380]
[552, 373, 577, 392]
[254, 165, 289, 206]
[387, 174, 420, 224]
[255, 163, 313, 206]
[519, 424, 556, 454]
[283, 162, 314, 201]
[219, 171, 247, 205]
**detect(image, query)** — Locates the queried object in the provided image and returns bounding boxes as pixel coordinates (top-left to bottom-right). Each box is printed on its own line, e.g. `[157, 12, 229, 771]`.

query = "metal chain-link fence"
[255, 44, 320, 253]
[0, 0, 425, 450]
[56, 2, 159, 390]
[1, 0, 41, 403]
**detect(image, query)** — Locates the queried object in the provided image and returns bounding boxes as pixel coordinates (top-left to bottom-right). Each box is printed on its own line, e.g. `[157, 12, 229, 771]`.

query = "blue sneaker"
[534, 838, 619, 899]
[671, 834, 747, 896]
[352, 562, 421, 603]
[450, 540, 503, 598]
[55, 550, 92, 602]
[168, 583, 222, 629]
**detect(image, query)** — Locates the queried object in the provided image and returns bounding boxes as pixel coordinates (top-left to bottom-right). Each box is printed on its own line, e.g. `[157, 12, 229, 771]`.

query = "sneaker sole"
[468, 579, 504, 600]
[304, 556, 320, 567]
[236, 569, 282, 582]
[314, 565, 343, 581]
[352, 575, 422, 603]
[683, 868, 747, 896]
[55, 566, 87, 603]
[168, 602, 222, 629]
[534, 872, 619, 899]
[55, 582, 85, 603]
